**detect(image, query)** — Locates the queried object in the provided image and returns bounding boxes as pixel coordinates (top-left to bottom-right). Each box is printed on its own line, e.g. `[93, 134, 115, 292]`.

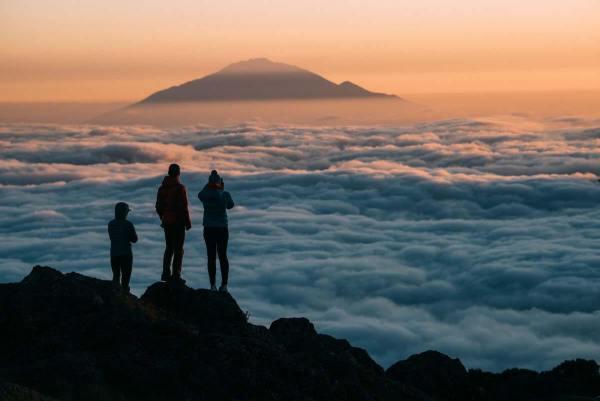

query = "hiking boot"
[161, 271, 171, 282]
[218, 284, 228, 293]
[210, 284, 217, 291]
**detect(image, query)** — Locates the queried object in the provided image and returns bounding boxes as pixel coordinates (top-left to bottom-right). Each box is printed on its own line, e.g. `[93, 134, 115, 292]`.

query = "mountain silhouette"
[91, 58, 425, 125]
[138, 58, 397, 103]
[1, 266, 599, 401]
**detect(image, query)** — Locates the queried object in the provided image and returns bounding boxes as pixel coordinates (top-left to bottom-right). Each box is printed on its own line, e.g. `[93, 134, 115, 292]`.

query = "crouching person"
[108, 202, 138, 293]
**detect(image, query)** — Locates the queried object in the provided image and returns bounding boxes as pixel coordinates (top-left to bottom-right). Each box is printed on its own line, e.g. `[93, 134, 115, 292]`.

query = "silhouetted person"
[108, 202, 138, 293]
[156, 164, 192, 283]
[198, 170, 235, 292]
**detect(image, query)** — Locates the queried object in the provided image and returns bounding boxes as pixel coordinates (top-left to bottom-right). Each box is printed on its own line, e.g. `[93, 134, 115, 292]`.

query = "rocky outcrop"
[387, 350, 475, 401]
[0, 266, 427, 401]
[141, 281, 247, 332]
[0, 381, 57, 401]
[466, 359, 600, 401]
[388, 351, 600, 401]
[0, 266, 598, 401]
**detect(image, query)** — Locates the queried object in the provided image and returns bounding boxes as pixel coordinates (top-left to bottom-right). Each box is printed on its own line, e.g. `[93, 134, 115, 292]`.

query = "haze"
[2, 0, 599, 103]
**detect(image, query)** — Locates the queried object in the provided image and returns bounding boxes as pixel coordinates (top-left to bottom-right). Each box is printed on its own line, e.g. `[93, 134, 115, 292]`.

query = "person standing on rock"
[156, 163, 192, 283]
[198, 170, 235, 292]
[108, 202, 138, 293]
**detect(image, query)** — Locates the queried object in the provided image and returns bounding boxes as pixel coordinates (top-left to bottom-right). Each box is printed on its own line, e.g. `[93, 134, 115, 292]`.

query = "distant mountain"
[138, 58, 397, 103]
[92, 58, 422, 125]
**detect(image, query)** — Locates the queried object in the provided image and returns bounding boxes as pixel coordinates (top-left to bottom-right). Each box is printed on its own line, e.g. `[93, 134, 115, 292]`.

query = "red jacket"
[155, 176, 191, 228]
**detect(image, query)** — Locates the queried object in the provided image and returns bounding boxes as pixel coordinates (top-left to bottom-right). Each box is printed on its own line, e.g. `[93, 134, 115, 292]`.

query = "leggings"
[111, 254, 133, 291]
[203, 227, 229, 286]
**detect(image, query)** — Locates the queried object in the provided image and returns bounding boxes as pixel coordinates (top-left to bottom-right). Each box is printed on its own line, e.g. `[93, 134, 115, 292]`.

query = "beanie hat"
[208, 170, 222, 184]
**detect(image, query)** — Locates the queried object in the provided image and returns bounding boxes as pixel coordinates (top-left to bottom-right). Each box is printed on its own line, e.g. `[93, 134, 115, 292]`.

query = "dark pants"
[203, 227, 229, 286]
[111, 254, 133, 292]
[163, 223, 186, 279]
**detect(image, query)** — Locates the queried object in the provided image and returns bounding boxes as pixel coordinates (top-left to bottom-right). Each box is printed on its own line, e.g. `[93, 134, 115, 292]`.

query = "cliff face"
[0, 266, 598, 401]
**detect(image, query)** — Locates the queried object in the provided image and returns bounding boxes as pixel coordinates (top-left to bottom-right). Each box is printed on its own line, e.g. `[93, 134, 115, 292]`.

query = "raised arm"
[225, 191, 235, 209]
[198, 184, 209, 202]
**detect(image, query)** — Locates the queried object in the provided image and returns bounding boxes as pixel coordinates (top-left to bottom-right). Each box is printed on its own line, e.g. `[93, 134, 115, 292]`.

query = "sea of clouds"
[1, 116, 600, 372]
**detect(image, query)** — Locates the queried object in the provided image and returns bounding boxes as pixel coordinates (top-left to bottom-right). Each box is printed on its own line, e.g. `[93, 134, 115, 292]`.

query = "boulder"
[387, 350, 475, 401]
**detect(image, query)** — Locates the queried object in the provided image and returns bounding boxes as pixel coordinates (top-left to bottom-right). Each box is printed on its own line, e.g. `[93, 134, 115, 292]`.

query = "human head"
[114, 202, 130, 219]
[208, 169, 222, 185]
[168, 163, 180, 177]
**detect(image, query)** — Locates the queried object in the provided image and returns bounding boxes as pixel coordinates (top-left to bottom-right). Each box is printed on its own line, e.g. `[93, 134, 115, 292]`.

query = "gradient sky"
[2, 0, 599, 101]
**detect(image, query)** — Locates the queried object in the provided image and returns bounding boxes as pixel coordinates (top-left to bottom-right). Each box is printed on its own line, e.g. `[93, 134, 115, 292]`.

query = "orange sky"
[1, 0, 599, 102]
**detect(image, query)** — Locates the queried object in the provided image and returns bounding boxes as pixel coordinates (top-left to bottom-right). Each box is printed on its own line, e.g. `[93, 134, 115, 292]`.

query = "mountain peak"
[138, 58, 397, 103]
[339, 80, 360, 88]
[218, 58, 306, 75]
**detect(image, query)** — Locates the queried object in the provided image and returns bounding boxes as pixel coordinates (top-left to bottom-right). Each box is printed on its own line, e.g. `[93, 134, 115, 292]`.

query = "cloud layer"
[1, 117, 600, 372]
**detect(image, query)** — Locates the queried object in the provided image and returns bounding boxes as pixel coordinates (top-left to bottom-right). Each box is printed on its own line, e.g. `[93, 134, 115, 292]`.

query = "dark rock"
[386, 349, 600, 401]
[387, 350, 475, 401]
[463, 359, 600, 401]
[141, 281, 247, 332]
[0, 381, 58, 401]
[468, 368, 541, 401]
[545, 359, 600, 395]
[270, 317, 317, 350]
[268, 317, 400, 401]
[0, 267, 427, 401]
[2, 266, 598, 401]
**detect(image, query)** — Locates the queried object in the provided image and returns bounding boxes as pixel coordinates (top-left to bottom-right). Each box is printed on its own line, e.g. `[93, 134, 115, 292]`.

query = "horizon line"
[3, 88, 600, 104]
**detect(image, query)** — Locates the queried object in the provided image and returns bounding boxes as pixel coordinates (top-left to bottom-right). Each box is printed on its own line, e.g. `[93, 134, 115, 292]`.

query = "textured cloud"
[1, 117, 600, 372]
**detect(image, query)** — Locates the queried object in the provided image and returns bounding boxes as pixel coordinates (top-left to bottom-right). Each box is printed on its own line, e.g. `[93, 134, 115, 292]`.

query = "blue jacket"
[198, 184, 234, 227]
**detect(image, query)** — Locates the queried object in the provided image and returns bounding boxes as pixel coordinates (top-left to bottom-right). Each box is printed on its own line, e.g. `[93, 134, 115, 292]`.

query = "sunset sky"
[2, 0, 599, 101]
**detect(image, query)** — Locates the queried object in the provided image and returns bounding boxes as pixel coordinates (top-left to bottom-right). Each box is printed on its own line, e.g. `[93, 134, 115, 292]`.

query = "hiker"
[108, 202, 138, 293]
[156, 163, 192, 283]
[198, 170, 235, 292]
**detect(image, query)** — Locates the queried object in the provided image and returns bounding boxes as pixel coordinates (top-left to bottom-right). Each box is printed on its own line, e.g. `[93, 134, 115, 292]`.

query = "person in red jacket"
[155, 163, 192, 283]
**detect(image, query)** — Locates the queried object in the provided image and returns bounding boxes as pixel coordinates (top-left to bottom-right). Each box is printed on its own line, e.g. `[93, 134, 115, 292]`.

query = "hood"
[114, 202, 130, 219]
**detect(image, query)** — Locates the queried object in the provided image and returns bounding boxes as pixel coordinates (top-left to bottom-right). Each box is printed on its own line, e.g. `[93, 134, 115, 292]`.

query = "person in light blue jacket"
[198, 170, 235, 292]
